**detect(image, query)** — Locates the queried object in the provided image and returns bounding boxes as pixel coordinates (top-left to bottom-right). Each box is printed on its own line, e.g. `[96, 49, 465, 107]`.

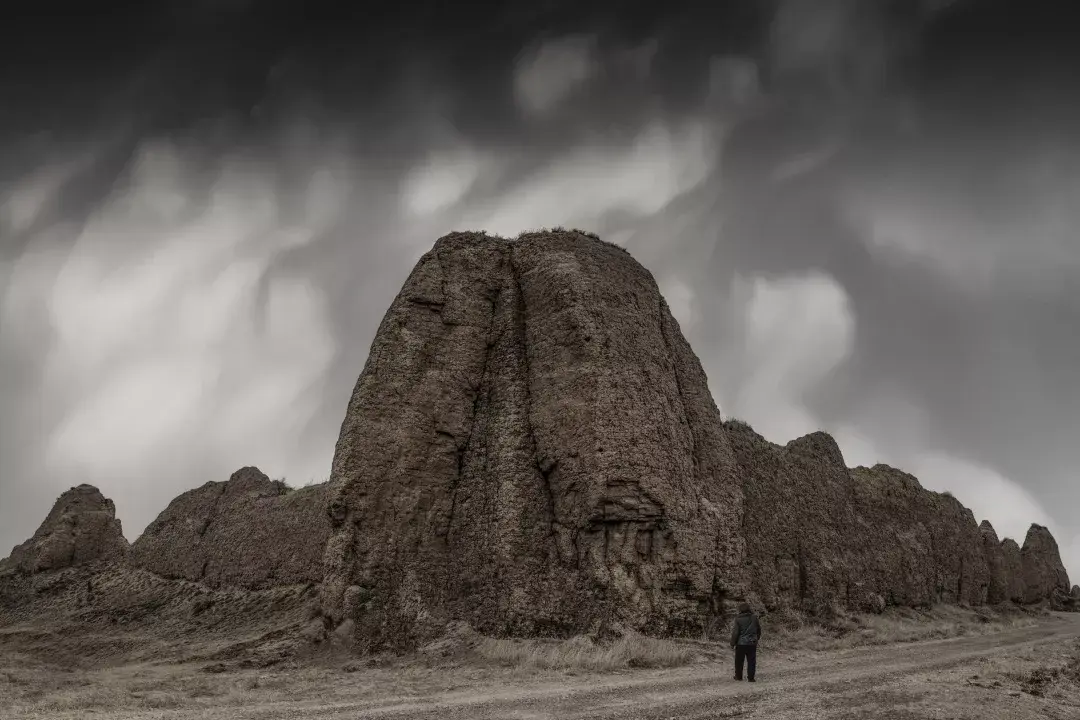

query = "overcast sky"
[2, 0, 1078, 585]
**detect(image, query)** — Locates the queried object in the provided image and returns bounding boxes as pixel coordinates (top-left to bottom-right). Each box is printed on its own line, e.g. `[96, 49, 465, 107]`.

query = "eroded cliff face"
[726, 416, 1077, 616]
[1020, 524, 1072, 606]
[727, 423, 865, 613]
[727, 421, 993, 613]
[130, 467, 331, 589]
[2, 485, 128, 574]
[980, 521, 1010, 604]
[318, 230, 1075, 648]
[1000, 538, 1026, 603]
[320, 231, 745, 649]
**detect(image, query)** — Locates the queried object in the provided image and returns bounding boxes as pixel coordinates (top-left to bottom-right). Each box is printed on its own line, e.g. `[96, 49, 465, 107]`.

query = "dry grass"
[965, 639, 1080, 704]
[474, 632, 701, 671]
[0, 657, 345, 718]
[762, 605, 1039, 653]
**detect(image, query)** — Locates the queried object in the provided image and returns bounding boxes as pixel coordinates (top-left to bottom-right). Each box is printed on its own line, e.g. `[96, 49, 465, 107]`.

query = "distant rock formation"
[1020, 524, 1072, 606]
[2, 485, 128, 574]
[321, 230, 745, 649]
[130, 467, 331, 589]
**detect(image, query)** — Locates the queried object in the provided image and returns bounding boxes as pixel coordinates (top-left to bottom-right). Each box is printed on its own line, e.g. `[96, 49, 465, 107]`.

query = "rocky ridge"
[130, 467, 331, 590]
[0, 230, 1074, 656]
[1, 485, 128, 575]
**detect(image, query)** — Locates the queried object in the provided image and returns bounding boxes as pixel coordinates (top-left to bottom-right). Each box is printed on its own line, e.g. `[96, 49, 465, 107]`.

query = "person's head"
[737, 602, 751, 614]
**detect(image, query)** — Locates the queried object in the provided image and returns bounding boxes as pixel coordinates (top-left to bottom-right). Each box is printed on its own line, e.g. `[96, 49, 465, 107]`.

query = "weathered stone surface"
[980, 521, 1009, 604]
[317, 229, 1074, 647]
[728, 420, 992, 613]
[131, 467, 331, 589]
[1000, 538, 1026, 603]
[727, 422, 860, 613]
[321, 230, 744, 649]
[2, 485, 128, 574]
[1020, 524, 1071, 605]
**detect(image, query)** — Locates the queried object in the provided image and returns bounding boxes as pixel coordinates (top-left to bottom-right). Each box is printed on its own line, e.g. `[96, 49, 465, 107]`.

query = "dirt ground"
[2, 612, 1079, 719]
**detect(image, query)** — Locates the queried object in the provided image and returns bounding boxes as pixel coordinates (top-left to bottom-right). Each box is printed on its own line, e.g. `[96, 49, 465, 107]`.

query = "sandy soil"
[3, 613, 1079, 719]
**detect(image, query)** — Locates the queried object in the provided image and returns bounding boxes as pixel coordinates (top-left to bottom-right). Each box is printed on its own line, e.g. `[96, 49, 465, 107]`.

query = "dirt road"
[221, 613, 1080, 720]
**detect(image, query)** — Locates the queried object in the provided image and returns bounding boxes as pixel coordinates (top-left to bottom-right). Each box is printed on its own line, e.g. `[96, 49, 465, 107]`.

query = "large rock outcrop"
[850, 464, 989, 608]
[727, 423, 866, 613]
[2, 485, 128, 574]
[727, 420, 990, 613]
[131, 467, 331, 589]
[1020, 524, 1071, 606]
[319, 230, 1073, 648]
[321, 230, 745, 648]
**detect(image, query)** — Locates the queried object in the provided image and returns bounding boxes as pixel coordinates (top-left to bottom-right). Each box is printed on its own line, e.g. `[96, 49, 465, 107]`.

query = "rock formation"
[318, 230, 1077, 648]
[728, 421, 991, 613]
[1020, 524, 1072, 606]
[2, 485, 128, 574]
[320, 230, 745, 649]
[727, 423, 863, 613]
[980, 521, 1010, 604]
[1000, 538, 1026, 603]
[2, 230, 1074, 655]
[317, 230, 1074, 649]
[131, 467, 331, 589]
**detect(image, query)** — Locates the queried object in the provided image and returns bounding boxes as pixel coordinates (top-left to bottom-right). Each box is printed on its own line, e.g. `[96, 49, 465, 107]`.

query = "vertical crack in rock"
[508, 248, 560, 556]
[442, 288, 499, 541]
[197, 485, 228, 539]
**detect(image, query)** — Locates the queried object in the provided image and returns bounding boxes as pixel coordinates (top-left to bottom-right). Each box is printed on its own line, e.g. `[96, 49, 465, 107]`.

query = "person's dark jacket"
[730, 610, 762, 647]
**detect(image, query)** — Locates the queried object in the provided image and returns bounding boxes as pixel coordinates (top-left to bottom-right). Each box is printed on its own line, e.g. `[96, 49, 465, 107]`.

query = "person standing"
[729, 602, 762, 682]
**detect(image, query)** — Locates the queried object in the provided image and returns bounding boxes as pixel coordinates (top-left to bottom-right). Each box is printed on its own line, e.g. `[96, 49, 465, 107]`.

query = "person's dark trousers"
[734, 644, 757, 681]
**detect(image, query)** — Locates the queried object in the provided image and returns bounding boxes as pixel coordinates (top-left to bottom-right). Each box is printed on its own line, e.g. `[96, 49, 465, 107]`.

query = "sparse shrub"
[723, 417, 754, 432]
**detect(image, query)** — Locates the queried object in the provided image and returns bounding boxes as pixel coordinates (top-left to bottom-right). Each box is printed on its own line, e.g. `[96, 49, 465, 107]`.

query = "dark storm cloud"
[2, 0, 1079, 579]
